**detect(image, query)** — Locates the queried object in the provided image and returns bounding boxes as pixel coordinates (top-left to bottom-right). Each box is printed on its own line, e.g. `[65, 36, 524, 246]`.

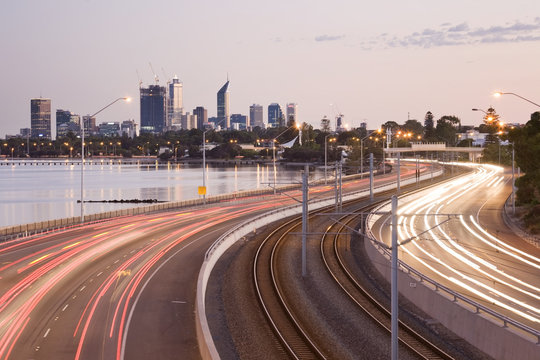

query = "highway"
[372, 164, 540, 332]
[0, 164, 427, 359]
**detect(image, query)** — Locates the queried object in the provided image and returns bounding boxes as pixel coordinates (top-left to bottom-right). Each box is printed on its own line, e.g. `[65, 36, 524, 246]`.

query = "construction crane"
[149, 62, 159, 85]
[136, 69, 143, 89]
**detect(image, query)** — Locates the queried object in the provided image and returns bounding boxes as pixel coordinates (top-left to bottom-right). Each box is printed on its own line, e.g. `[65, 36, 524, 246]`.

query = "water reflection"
[0, 162, 316, 227]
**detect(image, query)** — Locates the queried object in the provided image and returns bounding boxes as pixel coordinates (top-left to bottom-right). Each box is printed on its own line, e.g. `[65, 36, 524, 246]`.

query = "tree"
[402, 119, 424, 135]
[435, 116, 458, 145]
[481, 107, 502, 145]
[507, 111, 540, 233]
[320, 116, 331, 133]
[424, 111, 435, 140]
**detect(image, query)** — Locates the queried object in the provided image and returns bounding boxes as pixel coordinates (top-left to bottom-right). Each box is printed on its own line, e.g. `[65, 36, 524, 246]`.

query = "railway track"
[320, 203, 454, 359]
[252, 183, 459, 359]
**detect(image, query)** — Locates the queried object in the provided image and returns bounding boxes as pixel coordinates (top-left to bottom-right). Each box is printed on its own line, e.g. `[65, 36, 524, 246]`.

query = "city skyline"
[1, 1, 540, 137]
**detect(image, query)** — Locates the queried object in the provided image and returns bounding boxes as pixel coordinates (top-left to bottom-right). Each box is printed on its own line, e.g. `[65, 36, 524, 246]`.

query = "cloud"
[315, 34, 345, 42]
[448, 22, 469, 32]
[372, 19, 540, 49]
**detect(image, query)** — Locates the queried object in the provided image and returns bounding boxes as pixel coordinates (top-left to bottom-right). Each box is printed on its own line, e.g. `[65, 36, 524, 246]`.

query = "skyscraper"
[193, 106, 208, 130]
[168, 75, 183, 127]
[140, 85, 167, 134]
[31, 98, 51, 139]
[268, 103, 284, 128]
[217, 80, 230, 129]
[286, 103, 298, 126]
[249, 104, 264, 128]
[56, 109, 71, 138]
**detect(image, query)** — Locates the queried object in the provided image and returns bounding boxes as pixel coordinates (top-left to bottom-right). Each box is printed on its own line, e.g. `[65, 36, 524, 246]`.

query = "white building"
[167, 75, 183, 127]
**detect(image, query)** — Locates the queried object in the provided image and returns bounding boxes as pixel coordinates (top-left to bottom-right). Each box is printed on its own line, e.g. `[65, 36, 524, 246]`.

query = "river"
[0, 159, 312, 228]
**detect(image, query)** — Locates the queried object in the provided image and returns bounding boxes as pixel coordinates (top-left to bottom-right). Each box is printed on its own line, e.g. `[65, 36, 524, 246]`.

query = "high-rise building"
[217, 80, 230, 129]
[121, 120, 137, 138]
[168, 75, 183, 127]
[268, 103, 284, 128]
[249, 104, 264, 128]
[82, 115, 97, 137]
[31, 98, 51, 139]
[230, 114, 248, 130]
[140, 85, 167, 134]
[193, 106, 208, 130]
[56, 109, 72, 138]
[181, 113, 197, 130]
[286, 103, 298, 126]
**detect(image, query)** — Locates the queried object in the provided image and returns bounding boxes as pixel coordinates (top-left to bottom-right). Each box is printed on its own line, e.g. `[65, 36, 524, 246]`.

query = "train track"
[252, 184, 458, 359]
[320, 202, 454, 359]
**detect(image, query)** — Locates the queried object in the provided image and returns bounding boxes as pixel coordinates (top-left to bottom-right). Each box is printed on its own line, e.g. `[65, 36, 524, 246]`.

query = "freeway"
[0, 163, 429, 359]
[372, 164, 540, 332]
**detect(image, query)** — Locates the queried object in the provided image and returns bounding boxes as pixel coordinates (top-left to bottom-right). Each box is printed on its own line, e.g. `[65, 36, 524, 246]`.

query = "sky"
[1, 0, 540, 137]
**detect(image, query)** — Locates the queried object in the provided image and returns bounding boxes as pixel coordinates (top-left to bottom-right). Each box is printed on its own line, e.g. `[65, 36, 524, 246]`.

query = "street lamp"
[324, 133, 336, 184]
[360, 129, 382, 178]
[494, 91, 540, 107]
[80, 97, 130, 223]
[202, 128, 211, 204]
[271, 123, 299, 193]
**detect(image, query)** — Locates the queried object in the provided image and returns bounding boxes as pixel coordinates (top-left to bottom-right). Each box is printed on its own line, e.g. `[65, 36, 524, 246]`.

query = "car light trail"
[385, 164, 540, 326]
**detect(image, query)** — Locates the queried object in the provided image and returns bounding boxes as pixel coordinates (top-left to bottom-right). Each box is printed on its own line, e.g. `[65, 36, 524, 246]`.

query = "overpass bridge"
[383, 142, 483, 162]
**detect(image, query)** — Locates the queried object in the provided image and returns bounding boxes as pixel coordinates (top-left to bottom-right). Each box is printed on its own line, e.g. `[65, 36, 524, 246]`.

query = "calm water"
[0, 159, 311, 228]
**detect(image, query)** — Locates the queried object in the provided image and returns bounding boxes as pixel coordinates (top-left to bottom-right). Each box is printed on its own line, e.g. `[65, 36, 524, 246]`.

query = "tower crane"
[136, 69, 143, 89]
[149, 62, 159, 85]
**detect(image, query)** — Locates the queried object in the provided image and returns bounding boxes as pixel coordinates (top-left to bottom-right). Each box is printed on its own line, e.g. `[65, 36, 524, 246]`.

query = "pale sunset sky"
[1, 0, 539, 137]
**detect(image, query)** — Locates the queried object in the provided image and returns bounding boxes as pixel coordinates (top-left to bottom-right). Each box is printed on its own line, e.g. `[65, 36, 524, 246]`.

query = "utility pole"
[396, 152, 400, 194]
[334, 160, 338, 211]
[302, 164, 308, 277]
[512, 144, 516, 215]
[369, 153, 374, 201]
[339, 158, 343, 212]
[391, 195, 399, 360]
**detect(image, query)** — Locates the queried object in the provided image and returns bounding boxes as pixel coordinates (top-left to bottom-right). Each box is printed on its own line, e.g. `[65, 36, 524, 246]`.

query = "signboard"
[198, 186, 206, 195]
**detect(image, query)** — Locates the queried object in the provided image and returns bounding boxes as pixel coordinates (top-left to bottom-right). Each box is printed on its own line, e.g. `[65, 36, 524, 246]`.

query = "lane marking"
[92, 232, 109, 238]
[62, 241, 81, 250]
[62, 304, 69, 312]
[171, 300, 186, 304]
[29, 254, 51, 265]
[79, 285, 86, 292]
[97, 271, 103, 277]
[43, 328, 51, 338]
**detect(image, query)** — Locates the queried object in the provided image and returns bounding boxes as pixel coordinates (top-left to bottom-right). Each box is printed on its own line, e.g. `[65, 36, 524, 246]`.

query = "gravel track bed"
[206, 171, 492, 360]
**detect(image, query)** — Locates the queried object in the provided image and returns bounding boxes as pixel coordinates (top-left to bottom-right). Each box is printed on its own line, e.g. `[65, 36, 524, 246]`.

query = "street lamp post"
[494, 92, 540, 107]
[80, 97, 130, 223]
[271, 123, 299, 193]
[202, 129, 211, 204]
[360, 129, 381, 178]
[324, 134, 336, 185]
